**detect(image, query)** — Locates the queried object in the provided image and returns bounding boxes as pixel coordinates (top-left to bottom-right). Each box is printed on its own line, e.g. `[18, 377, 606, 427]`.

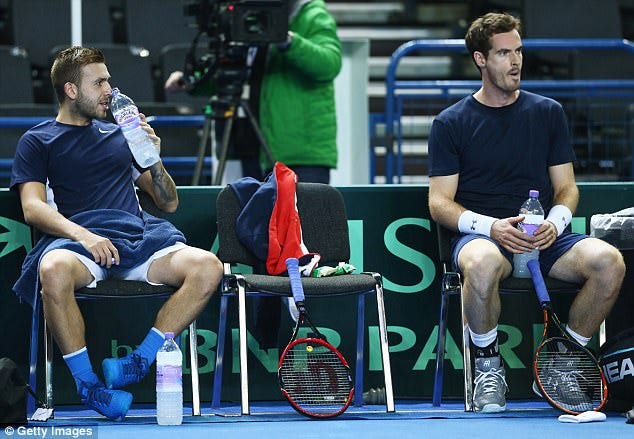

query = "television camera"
[181, 0, 288, 185]
[182, 0, 288, 100]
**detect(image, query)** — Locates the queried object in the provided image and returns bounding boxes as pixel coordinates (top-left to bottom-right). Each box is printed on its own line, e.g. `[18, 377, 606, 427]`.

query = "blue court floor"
[3, 400, 631, 439]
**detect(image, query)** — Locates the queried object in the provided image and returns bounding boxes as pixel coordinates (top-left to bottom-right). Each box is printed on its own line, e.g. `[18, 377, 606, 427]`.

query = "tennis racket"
[527, 259, 608, 414]
[278, 257, 354, 418]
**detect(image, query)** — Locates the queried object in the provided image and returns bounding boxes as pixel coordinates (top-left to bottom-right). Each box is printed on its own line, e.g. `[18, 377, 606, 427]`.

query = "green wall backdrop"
[1, 183, 633, 405]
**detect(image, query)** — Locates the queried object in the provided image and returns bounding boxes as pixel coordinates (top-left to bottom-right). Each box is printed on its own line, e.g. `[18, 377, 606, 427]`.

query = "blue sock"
[63, 347, 100, 391]
[134, 328, 165, 366]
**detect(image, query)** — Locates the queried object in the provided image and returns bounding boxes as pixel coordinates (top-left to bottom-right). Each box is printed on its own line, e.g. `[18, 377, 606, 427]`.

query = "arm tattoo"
[150, 163, 177, 204]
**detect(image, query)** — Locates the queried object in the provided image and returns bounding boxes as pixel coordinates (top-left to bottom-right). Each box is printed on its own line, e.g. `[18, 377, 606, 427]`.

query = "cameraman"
[167, 0, 341, 347]
[166, 0, 342, 184]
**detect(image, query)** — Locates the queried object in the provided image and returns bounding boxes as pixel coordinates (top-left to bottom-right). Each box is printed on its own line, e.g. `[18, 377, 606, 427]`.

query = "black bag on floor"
[0, 358, 29, 426]
[599, 327, 634, 412]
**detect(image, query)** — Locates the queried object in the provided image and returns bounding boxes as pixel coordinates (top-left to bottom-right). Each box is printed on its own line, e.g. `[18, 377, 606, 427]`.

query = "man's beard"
[73, 93, 104, 120]
[492, 73, 520, 94]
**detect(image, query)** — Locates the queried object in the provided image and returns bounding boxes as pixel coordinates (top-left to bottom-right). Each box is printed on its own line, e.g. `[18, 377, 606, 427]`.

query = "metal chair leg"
[460, 289, 473, 412]
[28, 300, 40, 416]
[188, 321, 200, 416]
[44, 319, 54, 413]
[235, 277, 250, 415]
[432, 284, 450, 406]
[353, 293, 365, 407]
[433, 267, 462, 407]
[211, 294, 229, 409]
[374, 275, 395, 412]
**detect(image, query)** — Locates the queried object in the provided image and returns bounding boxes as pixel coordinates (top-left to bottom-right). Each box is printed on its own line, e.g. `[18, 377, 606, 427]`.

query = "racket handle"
[527, 259, 551, 305]
[285, 257, 305, 303]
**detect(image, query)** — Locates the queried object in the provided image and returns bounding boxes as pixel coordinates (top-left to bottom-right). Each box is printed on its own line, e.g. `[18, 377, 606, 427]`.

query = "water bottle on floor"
[513, 189, 544, 278]
[110, 87, 160, 168]
[156, 332, 183, 425]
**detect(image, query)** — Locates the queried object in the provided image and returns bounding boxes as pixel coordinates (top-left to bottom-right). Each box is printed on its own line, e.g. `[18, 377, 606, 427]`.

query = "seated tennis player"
[11, 46, 223, 420]
[427, 12, 624, 412]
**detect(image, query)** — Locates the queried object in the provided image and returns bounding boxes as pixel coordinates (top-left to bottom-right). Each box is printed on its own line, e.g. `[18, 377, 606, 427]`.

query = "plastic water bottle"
[110, 87, 160, 168]
[156, 332, 183, 425]
[513, 189, 545, 278]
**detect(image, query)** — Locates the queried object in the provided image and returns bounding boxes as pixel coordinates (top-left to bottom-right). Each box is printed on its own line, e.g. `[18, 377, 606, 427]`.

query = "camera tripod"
[191, 95, 275, 185]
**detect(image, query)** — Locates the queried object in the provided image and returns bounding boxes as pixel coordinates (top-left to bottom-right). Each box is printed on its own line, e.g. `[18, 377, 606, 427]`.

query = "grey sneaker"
[533, 357, 593, 412]
[473, 356, 507, 413]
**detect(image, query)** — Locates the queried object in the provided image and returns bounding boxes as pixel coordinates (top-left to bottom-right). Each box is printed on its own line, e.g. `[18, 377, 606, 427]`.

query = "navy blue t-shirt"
[428, 90, 576, 219]
[10, 119, 143, 218]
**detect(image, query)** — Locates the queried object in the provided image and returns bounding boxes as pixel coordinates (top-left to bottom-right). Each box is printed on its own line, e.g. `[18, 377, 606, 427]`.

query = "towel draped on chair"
[229, 162, 319, 275]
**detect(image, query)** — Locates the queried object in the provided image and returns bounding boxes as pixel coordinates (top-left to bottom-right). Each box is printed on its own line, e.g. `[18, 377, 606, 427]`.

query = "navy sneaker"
[102, 353, 150, 389]
[78, 380, 132, 421]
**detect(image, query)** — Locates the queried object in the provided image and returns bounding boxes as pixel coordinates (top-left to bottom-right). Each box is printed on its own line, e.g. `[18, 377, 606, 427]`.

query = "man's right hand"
[80, 232, 119, 267]
[490, 215, 538, 254]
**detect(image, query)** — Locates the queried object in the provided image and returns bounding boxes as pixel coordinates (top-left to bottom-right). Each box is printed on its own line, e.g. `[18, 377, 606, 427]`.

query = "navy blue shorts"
[452, 230, 588, 276]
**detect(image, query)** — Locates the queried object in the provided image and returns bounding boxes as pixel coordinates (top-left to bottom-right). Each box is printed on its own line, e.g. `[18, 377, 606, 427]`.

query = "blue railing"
[0, 115, 212, 185]
[381, 38, 634, 183]
[0, 115, 208, 129]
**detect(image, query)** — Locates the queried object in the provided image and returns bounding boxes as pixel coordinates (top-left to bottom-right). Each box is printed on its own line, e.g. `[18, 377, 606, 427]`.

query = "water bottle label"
[520, 214, 543, 236]
[157, 365, 182, 391]
[521, 223, 539, 235]
[114, 106, 140, 132]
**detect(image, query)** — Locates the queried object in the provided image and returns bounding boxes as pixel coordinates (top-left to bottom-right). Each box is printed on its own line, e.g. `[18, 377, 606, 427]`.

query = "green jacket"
[260, 0, 342, 170]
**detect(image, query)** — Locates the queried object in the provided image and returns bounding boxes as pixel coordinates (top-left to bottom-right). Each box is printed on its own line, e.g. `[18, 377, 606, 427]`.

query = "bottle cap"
[165, 332, 174, 339]
[529, 189, 539, 198]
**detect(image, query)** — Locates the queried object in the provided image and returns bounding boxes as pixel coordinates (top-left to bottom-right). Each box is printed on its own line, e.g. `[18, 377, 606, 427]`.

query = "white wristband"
[546, 204, 572, 236]
[458, 210, 497, 237]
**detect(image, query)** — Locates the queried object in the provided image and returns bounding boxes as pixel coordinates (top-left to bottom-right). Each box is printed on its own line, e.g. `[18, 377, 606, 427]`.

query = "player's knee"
[188, 252, 223, 295]
[611, 248, 626, 281]
[592, 245, 625, 279]
[38, 254, 75, 301]
[463, 246, 505, 279]
[587, 245, 625, 302]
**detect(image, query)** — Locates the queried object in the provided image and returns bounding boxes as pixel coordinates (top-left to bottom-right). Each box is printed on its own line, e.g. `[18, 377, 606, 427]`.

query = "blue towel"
[13, 209, 186, 308]
[229, 176, 273, 262]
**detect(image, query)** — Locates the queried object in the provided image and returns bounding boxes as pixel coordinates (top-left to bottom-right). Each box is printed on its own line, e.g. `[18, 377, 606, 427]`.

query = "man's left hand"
[534, 221, 558, 250]
[139, 112, 161, 155]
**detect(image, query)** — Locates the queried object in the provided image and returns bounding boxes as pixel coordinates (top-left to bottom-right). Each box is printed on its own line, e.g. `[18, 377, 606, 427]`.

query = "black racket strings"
[535, 338, 604, 411]
[280, 342, 352, 409]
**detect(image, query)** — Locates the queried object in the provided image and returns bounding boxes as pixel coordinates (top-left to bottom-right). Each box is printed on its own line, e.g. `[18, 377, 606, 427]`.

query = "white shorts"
[59, 242, 187, 288]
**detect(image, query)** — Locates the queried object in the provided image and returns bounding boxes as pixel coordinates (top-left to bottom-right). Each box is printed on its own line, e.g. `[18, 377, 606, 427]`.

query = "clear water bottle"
[110, 87, 160, 168]
[513, 189, 545, 278]
[156, 332, 183, 426]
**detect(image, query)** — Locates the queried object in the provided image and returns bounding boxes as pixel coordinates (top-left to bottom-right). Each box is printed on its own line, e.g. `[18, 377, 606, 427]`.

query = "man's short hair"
[51, 46, 105, 104]
[465, 12, 522, 67]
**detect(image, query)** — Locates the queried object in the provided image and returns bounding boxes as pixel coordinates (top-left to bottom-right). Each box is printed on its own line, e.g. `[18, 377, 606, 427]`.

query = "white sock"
[62, 346, 88, 360]
[469, 326, 498, 348]
[566, 325, 591, 346]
